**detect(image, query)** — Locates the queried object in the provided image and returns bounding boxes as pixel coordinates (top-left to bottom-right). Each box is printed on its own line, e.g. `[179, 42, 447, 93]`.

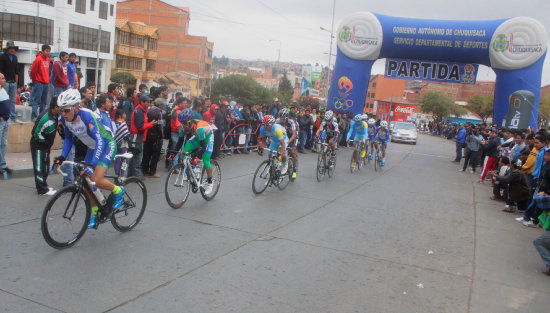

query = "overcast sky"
[165, 0, 550, 86]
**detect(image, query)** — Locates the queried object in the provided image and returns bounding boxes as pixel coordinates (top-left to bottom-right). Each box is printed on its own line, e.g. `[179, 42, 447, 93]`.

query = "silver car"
[391, 122, 417, 145]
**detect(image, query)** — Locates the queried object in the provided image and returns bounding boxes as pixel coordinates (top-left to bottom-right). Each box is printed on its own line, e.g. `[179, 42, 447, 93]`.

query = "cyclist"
[373, 120, 390, 166]
[346, 114, 368, 159]
[277, 108, 298, 178]
[53, 89, 123, 229]
[172, 108, 215, 194]
[258, 115, 289, 174]
[367, 118, 377, 160]
[315, 110, 340, 152]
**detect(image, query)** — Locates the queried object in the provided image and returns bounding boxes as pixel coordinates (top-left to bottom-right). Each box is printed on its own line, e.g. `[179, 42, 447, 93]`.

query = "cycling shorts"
[85, 139, 117, 169]
[353, 134, 366, 143]
[184, 133, 214, 169]
[376, 140, 388, 149]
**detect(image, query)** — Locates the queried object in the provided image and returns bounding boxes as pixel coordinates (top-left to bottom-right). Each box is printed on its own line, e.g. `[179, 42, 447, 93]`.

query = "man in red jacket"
[129, 95, 156, 177]
[53, 51, 69, 96]
[30, 45, 51, 120]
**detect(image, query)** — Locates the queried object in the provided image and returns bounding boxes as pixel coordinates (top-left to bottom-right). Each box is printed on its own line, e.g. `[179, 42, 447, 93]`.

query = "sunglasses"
[61, 107, 74, 113]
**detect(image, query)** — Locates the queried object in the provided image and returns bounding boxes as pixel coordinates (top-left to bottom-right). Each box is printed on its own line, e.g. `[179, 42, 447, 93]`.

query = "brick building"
[364, 75, 406, 114]
[117, 0, 213, 94]
[541, 84, 550, 100]
[419, 81, 495, 101]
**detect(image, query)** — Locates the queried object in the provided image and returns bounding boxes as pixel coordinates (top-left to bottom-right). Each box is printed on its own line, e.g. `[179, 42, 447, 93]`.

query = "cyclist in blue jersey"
[347, 114, 368, 158]
[367, 118, 377, 160]
[374, 120, 390, 166]
[258, 115, 289, 174]
[53, 89, 124, 229]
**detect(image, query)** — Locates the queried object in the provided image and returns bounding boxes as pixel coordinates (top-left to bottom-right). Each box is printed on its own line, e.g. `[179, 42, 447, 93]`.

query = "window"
[130, 34, 144, 48]
[0, 13, 54, 45]
[371, 93, 375, 98]
[90, 0, 95, 11]
[129, 57, 142, 70]
[118, 31, 129, 45]
[69, 23, 110, 53]
[116, 55, 128, 69]
[146, 59, 156, 72]
[23, 0, 54, 6]
[67, 0, 72, 4]
[99, 1, 108, 20]
[147, 38, 157, 50]
[372, 82, 376, 88]
[110, 4, 114, 16]
[75, 0, 86, 14]
[205, 63, 211, 72]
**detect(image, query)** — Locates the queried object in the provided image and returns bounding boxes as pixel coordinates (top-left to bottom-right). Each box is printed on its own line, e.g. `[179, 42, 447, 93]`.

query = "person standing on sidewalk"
[30, 45, 51, 120]
[462, 129, 483, 172]
[479, 129, 500, 183]
[0, 73, 13, 176]
[30, 97, 59, 195]
[454, 124, 466, 162]
[129, 95, 156, 177]
[141, 98, 164, 177]
[67, 53, 77, 89]
[53, 52, 69, 96]
[0, 41, 19, 122]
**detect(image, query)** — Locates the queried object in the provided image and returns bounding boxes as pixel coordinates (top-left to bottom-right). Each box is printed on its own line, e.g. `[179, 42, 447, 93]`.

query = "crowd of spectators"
[452, 122, 550, 276]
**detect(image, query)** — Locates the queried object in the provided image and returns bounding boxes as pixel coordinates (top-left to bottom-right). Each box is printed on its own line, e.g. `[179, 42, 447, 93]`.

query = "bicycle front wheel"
[165, 163, 191, 209]
[111, 177, 147, 232]
[374, 150, 380, 172]
[277, 158, 293, 190]
[41, 186, 91, 249]
[200, 161, 221, 201]
[252, 160, 271, 194]
[328, 151, 336, 178]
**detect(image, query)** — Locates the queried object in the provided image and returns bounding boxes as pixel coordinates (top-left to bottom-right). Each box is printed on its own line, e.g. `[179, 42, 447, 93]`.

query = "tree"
[278, 72, 293, 105]
[110, 71, 136, 85]
[419, 91, 455, 121]
[157, 77, 175, 87]
[211, 75, 274, 104]
[450, 103, 468, 118]
[467, 95, 493, 123]
[297, 96, 321, 109]
[539, 97, 550, 128]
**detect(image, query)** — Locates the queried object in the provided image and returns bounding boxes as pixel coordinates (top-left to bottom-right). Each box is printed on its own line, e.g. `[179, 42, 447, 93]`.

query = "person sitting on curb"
[496, 158, 530, 213]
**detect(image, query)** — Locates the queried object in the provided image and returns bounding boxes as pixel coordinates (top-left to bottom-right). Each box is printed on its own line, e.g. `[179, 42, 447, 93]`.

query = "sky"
[165, 0, 550, 86]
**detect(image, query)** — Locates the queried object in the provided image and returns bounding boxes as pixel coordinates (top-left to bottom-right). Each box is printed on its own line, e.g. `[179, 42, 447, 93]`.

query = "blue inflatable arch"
[327, 12, 547, 129]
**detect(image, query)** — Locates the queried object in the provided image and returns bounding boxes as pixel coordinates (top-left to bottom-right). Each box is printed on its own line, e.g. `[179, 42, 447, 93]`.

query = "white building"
[0, 0, 117, 91]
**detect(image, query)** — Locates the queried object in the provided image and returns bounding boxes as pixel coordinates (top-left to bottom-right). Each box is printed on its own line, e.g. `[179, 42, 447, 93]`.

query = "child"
[114, 109, 130, 175]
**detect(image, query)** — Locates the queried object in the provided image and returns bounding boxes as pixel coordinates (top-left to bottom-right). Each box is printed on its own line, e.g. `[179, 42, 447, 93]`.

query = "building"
[411, 81, 496, 102]
[376, 96, 417, 122]
[112, 19, 159, 87]
[541, 84, 550, 100]
[117, 0, 213, 95]
[0, 0, 117, 91]
[364, 75, 406, 114]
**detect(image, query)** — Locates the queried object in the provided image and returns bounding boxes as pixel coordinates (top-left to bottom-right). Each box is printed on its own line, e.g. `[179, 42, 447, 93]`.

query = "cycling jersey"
[277, 118, 298, 147]
[375, 128, 390, 142]
[318, 117, 340, 138]
[346, 121, 368, 142]
[178, 120, 215, 170]
[367, 126, 377, 140]
[61, 108, 116, 168]
[260, 123, 289, 151]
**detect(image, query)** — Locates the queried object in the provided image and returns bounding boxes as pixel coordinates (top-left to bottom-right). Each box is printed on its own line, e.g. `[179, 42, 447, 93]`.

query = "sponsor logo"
[333, 76, 354, 110]
[338, 76, 353, 94]
[339, 26, 352, 42]
[493, 34, 509, 52]
[493, 33, 543, 54]
[340, 25, 379, 46]
[462, 64, 476, 84]
[394, 105, 415, 115]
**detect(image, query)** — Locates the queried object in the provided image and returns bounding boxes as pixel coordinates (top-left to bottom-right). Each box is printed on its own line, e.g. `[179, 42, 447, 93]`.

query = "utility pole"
[94, 25, 101, 97]
[36, 0, 40, 51]
[323, 0, 336, 101]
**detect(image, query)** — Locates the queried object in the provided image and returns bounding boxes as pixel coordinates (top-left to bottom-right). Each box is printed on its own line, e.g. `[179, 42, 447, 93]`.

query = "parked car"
[391, 122, 417, 145]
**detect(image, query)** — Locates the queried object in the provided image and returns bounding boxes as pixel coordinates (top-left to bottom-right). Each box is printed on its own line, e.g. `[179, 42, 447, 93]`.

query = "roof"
[377, 96, 416, 106]
[116, 19, 160, 39]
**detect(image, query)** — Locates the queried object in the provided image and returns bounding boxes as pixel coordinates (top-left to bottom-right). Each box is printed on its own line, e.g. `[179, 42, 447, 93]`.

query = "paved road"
[1, 134, 549, 313]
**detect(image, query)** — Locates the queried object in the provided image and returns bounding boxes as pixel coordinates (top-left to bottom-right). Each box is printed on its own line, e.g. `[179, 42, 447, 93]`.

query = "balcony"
[143, 71, 159, 80]
[144, 50, 157, 59]
[115, 44, 130, 55]
[129, 47, 145, 57]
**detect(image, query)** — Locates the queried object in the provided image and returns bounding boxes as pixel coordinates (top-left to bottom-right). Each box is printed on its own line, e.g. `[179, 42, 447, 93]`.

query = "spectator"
[0, 41, 19, 122]
[114, 109, 130, 175]
[30, 45, 51, 120]
[79, 86, 93, 110]
[479, 129, 500, 183]
[134, 83, 148, 108]
[203, 103, 218, 125]
[121, 87, 136, 125]
[94, 94, 115, 133]
[67, 53, 77, 89]
[462, 129, 483, 172]
[215, 103, 229, 157]
[204, 98, 212, 113]
[168, 97, 188, 167]
[53, 51, 70, 96]
[30, 96, 59, 195]
[298, 109, 312, 153]
[241, 105, 251, 154]
[0, 73, 13, 176]
[192, 99, 203, 120]
[454, 124, 466, 162]
[490, 157, 511, 201]
[86, 83, 97, 99]
[129, 95, 156, 177]
[106, 83, 119, 120]
[509, 132, 526, 161]
[497, 158, 530, 213]
[141, 98, 164, 178]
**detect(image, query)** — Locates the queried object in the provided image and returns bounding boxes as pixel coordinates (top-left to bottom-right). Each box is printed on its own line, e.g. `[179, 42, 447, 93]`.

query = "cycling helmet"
[263, 115, 276, 125]
[368, 118, 375, 125]
[362, 114, 368, 120]
[354, 114, 362, 122]
[380, 120, 388, 128]
[58, 89, 81, 108]
[177, 108, 193, 123]
[325, 110, 334, 120]
[278, 108, 289, 119]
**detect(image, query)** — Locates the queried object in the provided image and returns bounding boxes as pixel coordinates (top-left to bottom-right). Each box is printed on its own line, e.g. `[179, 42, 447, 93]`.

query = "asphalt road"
[1, 134, 549, 313]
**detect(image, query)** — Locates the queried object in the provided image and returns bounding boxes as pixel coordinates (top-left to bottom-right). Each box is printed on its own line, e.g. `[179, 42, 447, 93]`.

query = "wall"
[364, 75, 406, 113]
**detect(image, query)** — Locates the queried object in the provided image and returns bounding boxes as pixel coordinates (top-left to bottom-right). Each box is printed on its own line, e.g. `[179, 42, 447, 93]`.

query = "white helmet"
[368, 118, 375, 125]
[58, 89, 81, 108]
[380, 120, 388, 128]
[362, 114, 368, 120]
[325, 110, 334, 120]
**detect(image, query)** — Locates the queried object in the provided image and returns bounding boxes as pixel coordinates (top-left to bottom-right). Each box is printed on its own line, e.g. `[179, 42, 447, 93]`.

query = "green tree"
[211, 75, 274, 104]
[538, 97, 550, 128]
[278, 72, 293, 105]
[419, 91, 456, 121]
[110, 71, 137, 85]
[467, 95, 493, 123]
[450, 103, 468, 118]
[297, 96, 321, 109]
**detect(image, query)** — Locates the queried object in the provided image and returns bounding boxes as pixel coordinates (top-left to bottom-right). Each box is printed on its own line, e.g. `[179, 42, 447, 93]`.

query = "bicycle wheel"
[350, 149, 358, 173]
[374, 150, 379, 172]
[252, 160, 271, 194]
[316, 149, 326, 182]
[200, 161, 221, 201]
[289, 156, 297, 182]
[328, 151, 336, 178]
[111, 177, 147, 232]
[366, 143, 372, 164]
[277, 158, 293, 190]
[164, 163, 191, 209]
[358, 145, 365, 170]
[41, 186, 91, 249]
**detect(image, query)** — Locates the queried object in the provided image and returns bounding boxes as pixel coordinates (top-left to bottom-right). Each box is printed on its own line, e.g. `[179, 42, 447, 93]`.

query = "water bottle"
[92, 185, 107, 206]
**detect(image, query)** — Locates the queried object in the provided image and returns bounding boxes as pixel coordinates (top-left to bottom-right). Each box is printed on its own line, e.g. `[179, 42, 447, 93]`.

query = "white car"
[391, 122, 417, 145]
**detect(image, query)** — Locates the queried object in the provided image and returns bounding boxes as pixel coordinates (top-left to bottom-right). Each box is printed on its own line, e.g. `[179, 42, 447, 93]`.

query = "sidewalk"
[3, 149, 63, 179]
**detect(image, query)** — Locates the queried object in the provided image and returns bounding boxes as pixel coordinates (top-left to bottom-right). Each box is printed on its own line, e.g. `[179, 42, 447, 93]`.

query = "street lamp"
[320, 0, 336, 101]
[269, 39, 282, 74]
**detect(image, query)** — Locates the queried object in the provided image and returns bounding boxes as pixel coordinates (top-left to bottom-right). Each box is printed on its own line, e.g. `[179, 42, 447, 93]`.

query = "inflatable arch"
[327, 12, 547, 129]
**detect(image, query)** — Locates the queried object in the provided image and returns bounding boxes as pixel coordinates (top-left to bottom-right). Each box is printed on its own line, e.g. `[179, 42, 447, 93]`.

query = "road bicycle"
[252, 148, 295, 194]
[316, 133, 337, 181]
[41, 153, 147, 249]
[373, 142, 383, 172]
[165, 151, 221, 209]
[349, 139, 367, 173]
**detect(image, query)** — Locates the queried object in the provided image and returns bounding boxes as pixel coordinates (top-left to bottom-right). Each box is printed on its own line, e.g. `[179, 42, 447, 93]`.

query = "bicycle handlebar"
[56, 161, 78, 177]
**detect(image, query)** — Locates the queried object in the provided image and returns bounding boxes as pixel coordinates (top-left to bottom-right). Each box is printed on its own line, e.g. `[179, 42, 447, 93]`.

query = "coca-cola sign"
[394, 105, 415, 115]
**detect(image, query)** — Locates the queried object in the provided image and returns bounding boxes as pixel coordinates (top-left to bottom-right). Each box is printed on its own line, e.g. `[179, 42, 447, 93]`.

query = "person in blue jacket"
[454, 123, 467, 162]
